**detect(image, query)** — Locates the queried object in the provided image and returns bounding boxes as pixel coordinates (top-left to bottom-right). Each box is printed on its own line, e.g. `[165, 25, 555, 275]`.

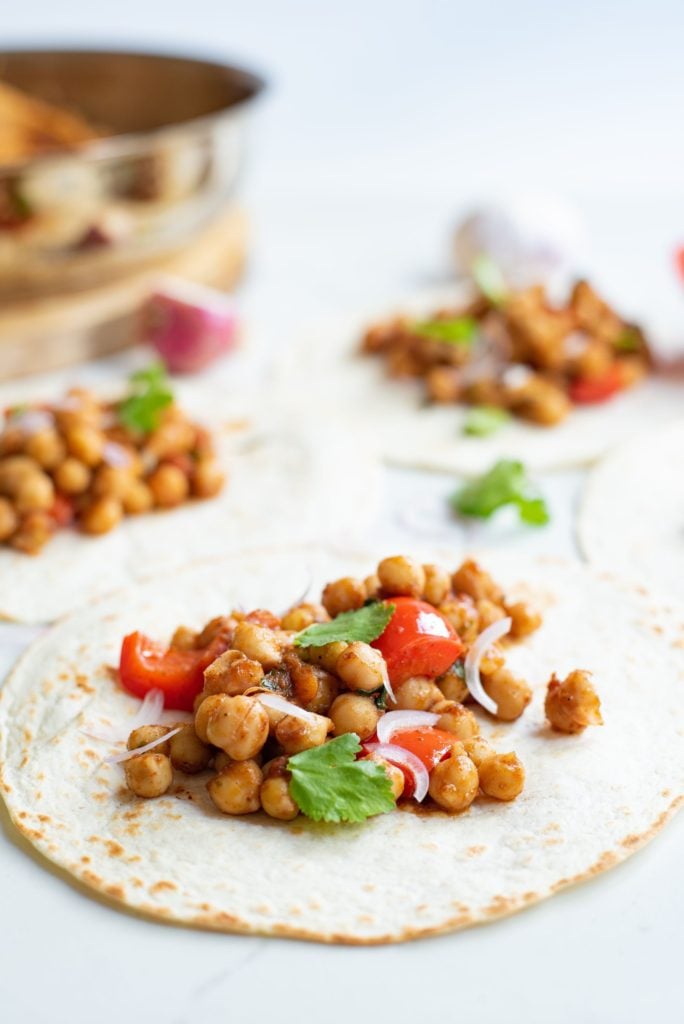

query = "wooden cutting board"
[0, 206, 247, 380]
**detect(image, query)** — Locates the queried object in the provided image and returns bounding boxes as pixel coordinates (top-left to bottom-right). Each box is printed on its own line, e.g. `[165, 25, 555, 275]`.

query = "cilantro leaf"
[463, 405, 511, 437]
[411, 317, 477, 346]
[294, 602, 395, 648]
[117, 362, 174, 434]
[451, 459, 550, 527]
[288, 734, 396, 823]
[471, 254, 508, 306]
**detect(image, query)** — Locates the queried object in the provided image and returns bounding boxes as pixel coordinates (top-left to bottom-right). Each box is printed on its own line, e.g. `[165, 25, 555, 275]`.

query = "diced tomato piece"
[568, 364, 623, 404]
[390, 727, 456, 771]
[119, 630, 230, 711]
[50, 494, 75, 528]
[372, 597, 463, 685]
[675, 247, 684, 281]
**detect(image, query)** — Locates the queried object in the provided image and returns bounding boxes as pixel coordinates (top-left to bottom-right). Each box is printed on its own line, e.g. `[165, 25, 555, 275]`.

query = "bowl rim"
[0, 46, 267, 173]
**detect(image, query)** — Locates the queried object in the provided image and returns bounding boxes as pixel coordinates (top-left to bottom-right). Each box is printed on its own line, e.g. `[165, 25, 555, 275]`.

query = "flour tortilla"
[1, 546, 683, 944]
[579, 419, 684, 598]
[274, 291, 683, 475]
[0, 385, 381, 623]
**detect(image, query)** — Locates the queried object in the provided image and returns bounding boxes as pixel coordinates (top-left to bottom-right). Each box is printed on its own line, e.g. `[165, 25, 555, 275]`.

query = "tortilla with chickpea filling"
[1, 546, 683, 944]
[0, 372, 381, 623]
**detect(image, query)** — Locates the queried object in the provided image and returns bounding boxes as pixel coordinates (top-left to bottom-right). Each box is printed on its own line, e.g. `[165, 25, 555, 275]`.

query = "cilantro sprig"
[451, 459, 549, 526]
[117, 363, 174, 434]
[288, 734, 396, 823]
[411, 317, 477, 346]
[294, 602, 395, 648]
[463, 405, 511, 437]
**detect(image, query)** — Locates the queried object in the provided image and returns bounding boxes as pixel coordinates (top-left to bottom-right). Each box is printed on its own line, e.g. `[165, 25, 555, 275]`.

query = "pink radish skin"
[141, 282, 238, 374]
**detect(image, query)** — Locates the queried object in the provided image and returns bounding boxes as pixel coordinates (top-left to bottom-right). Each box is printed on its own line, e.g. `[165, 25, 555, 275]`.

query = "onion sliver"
[464, 616, 512, 715]
[377, 710, 439, 745]
[364, 742, 430, 803]
[130, 688, 165, 731]
[379, 659, 396, 704]
[257, 692, 319, 723]
[105, 726, 182, 764]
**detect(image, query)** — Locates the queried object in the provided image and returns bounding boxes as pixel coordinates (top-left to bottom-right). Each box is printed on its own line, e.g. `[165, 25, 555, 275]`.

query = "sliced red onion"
[102, 441, 132, 468]
[105, 726, 182, 764]
[257, 692, 319, 723]
[501, 364, 533, 391]
[376, 710, 439, 745]
[379, 658, 396, 704]
[10, 409, 54, 435]
[364, 742, 430, 803]
[141, 277, 238, 373]
[464, 616, 512, 715]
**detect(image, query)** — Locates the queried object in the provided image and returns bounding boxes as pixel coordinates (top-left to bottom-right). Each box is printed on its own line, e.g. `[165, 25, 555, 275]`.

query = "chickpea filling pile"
[0, 368, 224, 554]
[361, 279, 649, 426]
[117, 556, 602, 823]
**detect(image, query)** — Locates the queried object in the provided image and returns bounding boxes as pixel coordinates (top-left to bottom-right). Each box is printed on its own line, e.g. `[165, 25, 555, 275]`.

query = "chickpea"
[462, 736, 495, 767]
[363, 574, 380, 600]
[452, 559, 504, 604]
[335, 641, 387, 693]
[195, 694, 230, 741]
[377, 555, 425, 597]
[506, 600, 542, 639]
[475, 598, 507, 632]
[302, 640, 348, 674]
[232, 620, 281, 670]
[127, 724, 170, 755]
[25, 429, 65, 470]
[80, 496, 123, 535]
[205, 694, 270, 760]
[65, 424, 104, 467]
[213, 750, 232, 772]
[0, 497, 18, 541]
[124, 752, 173, 798]
[170, 625, 196, 651]
[92, 465, 132, 500]
[389, 676, 443, 711]
[260, 759, 299, 820]
[146, 417, 196, 459]
[0, 455, 40, 494]
[281, 603, 329, 632]
[329, 693, 380, 740]
[207, 760, 262, 814]
[196, 615, 235, 648]
[439, 596, 480, 645]
[14, 471, 54, 513]
[435, 702, 480, 739]
[507, 375, 570, 426]
[422, 564, 451, 606]
[361, 754, 404, 799]
[479, 752, 525, 801]
[147, 464, 189, 508]
[321, 576, 366, 617]
[10, 511, 54, 553]
[122, 479, 154, 515]
[482, 668, 532, 721]
[545, 670, 603, 734]
[275, 712, 331, 754]
[192, 458, 225, 499]
[429, 750, 479, 812]
[479, 642, 506, 678]
[203, 649, 264, 696]
[437, 666, 468, 704]
[283, 652, 321, 706]
[169, 724, 212, 774]
[302, 670, 339, 715]
[54, 457, 91, 495]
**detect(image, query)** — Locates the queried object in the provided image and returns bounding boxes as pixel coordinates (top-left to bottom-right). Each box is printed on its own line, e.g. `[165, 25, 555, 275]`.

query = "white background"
[1, 2, 684, 1022]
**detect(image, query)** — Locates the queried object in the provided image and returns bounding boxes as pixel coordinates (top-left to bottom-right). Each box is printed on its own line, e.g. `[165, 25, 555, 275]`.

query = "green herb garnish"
[294, 602, 395, 648]
[117, 362, 174, 434]
[451, 459, 549, 526]
[471, 254, 508, 306]
[287, 734, 396, 823]
[615, 327, 641, 352]
[411, 317, 477, 346]
[463, 405, 511, 437]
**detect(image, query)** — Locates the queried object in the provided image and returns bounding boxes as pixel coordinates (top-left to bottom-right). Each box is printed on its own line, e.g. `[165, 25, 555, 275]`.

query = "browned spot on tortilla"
[18, 811, 27, 820]
[104, 664, 119, 683]
[74, 673, 95, 695]
[105, 840, 125, 858]
[128, 855, 141, 863]
[308, 900, 321, 910]
[19, 754, 28, 768]
[545, 837, 564, 846]
[662, 789, 671, 798]
[522, 891, 537, 903]
[467, 845, 486, 857]
[362, 883, 375, 893]
[357, 914, 374, 924]
[106, 884, 125, 900]
[42, 680, 54, 696]
[124, 822, 141, 836]
[131, 878, 144, 888]
[80, 856, 90, 864]
[22, 728, 32, 743]
[37, 814, 50, 824]
[121, 805, 145, 820]
[486, 894, 515, 916]
[543, 822, 561, 833]
[37, 772, 44, 781]
[34, 791, 42, 801]
[254, 903, 271, 914]
[288, 906, 302, 917]
[150, 880, 177, 894]
[82, 869, 103, 887]
[92, 792, 109, 803]
[84, 749, 98, 760]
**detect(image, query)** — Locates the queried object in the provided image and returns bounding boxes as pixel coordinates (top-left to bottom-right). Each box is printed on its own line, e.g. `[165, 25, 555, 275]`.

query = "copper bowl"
[0, 49, 264, 300]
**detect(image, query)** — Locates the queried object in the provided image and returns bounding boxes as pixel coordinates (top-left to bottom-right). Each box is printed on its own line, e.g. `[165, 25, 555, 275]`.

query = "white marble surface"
[1, 2, 684, 1022]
